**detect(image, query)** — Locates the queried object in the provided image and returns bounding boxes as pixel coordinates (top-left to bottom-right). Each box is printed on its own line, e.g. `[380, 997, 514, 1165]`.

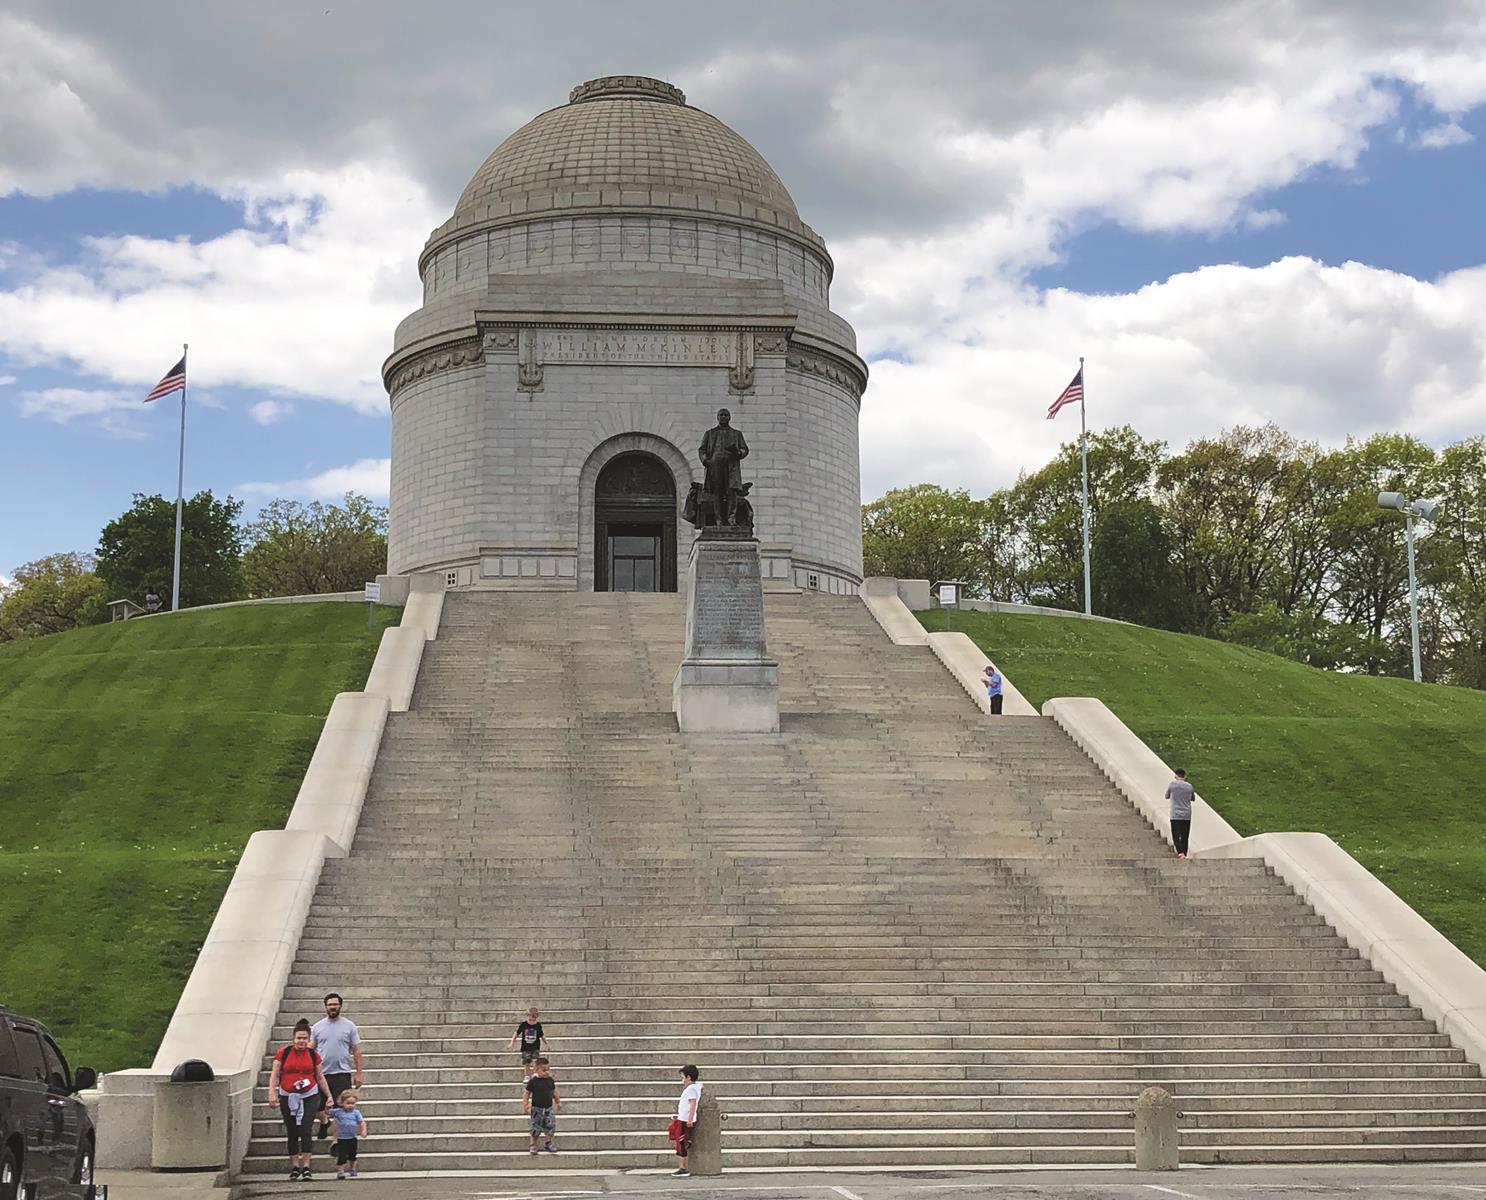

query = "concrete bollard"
[689, 1090, 723, 1175]
[1133, 1086, 1181, 1170]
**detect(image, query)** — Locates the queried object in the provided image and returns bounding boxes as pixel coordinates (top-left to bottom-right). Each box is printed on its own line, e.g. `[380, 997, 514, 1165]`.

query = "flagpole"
[1079, 355, 1091, 616]
[171, 342, 188, 612]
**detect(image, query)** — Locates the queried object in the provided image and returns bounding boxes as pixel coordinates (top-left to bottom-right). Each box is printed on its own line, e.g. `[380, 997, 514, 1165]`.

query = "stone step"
[258, 1047, 1469, 1073]
[236, 1140, 1486, 1173]
[249, 1104, 1486, 1138]
[256, 1063, 1484, 1087]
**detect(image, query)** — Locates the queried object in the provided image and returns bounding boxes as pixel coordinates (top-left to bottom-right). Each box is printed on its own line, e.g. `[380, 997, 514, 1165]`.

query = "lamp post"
[1377, 492, 1440, 683]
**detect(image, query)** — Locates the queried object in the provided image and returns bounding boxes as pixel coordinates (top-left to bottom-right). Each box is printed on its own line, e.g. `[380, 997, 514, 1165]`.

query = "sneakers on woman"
[349, 1167, 359, 1178]
[289, 1167, 302, 1180]
[529, 1146, 540, 1155]
[302, 1170, 315, 1181]
[545, 1142, 557, 1153]
[672, 1168, 690, 1177]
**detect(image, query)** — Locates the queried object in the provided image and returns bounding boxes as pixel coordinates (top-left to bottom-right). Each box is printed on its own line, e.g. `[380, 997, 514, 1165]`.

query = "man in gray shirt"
[312, 993, 363, 1141]
[1165, 769, 1195, 860]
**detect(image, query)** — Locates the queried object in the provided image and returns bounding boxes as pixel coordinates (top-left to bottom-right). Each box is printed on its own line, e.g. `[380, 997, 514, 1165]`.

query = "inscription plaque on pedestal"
[674, 535, 779, 734]
[686, 538, 768, 660]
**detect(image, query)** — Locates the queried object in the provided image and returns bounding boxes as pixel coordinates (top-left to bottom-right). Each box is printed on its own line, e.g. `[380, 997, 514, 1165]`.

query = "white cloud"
[238, 457, 390, 501]
[0, 374, 15, 386]
[858, 257, 1486, 501]
[15, 385, 145, 437]
[1417, 121, 1474, 149]
[248, 399, 292, 425]
[0, 14, 177, 196]
[0, 163, 437, 413]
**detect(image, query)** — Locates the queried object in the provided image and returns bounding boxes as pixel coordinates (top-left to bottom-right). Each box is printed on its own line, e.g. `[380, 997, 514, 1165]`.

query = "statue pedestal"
[673, 532, 779, 734]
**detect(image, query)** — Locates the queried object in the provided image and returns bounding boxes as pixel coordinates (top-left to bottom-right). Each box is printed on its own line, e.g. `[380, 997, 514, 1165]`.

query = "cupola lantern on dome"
[383, 76, 867, 595]
[568, 75, 686, 105]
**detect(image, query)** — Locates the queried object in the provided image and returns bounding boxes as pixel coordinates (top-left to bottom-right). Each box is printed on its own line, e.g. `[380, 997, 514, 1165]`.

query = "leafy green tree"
[1090, 496, 1187, 629]
[96, 491, 245, 608]
[241, 493, 388, 598]
[999, 426, 1174, 620]
[861, 485, 996, 592]
[1328, 433, 1436, 674]
[0, 553, 106, 642]
[1419, 437, 1486, 688]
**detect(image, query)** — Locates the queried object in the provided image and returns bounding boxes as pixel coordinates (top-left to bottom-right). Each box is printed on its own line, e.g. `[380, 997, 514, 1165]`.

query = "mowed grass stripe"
[0, 603, 400, 1071]
[931, 609, 1486, 969]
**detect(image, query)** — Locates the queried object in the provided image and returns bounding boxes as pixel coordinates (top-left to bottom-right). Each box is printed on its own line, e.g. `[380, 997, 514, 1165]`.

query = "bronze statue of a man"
[699, 407, 749, 526]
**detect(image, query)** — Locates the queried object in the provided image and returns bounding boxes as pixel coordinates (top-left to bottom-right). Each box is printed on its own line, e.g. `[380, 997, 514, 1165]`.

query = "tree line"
[0, 492, 387, 643]
[863, 425, 1486, 688]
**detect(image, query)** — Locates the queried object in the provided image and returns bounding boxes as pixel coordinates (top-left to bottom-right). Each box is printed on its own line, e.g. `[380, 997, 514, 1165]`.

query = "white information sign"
[364, 582, 381, 603]
[938, 583, 958, 606]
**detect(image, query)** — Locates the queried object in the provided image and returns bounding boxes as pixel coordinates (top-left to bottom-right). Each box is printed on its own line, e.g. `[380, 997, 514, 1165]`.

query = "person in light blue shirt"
[331, 1089, 367, 1179]
[981, 664, 1004, 715]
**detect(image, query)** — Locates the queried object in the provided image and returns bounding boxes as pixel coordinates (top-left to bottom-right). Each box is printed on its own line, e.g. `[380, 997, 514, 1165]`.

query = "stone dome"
[428, 75, 819, 254]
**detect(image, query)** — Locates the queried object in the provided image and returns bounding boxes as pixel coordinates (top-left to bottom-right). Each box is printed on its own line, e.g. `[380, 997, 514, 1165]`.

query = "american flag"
[1046, 366, 1083, 420]
[144, 356, 186, 402]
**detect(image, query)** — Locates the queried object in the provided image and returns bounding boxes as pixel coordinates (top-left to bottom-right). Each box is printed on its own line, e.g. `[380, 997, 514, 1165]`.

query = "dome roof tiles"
[430, 76, 819, 252]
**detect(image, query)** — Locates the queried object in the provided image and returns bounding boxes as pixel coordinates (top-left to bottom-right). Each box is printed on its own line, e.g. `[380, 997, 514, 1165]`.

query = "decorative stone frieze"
[387, 339, 484, 397]
[787, 349, 866, 399]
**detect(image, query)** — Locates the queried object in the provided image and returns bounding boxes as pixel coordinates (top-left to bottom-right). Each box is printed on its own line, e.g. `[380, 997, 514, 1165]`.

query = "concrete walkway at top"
[207, 1162, 1486, 1200]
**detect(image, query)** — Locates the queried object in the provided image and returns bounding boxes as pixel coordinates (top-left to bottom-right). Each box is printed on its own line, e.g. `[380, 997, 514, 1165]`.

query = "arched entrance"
[594, 451, 677, 592]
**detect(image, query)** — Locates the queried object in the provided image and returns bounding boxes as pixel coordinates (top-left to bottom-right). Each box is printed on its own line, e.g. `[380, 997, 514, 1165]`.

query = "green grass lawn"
[0, 603, 400, 1073]
[925, 608, 1486, 968]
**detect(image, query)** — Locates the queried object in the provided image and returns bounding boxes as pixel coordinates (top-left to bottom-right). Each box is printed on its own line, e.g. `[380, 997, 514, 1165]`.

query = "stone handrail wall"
[860, 578, 1036, 716]
[98, 578, 444, 1170]
[1042, 696, 1240, 854]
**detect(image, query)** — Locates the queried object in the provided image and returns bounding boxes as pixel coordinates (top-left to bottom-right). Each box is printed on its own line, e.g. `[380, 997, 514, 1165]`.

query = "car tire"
[78, 1138, 95, 1195]
[0, 1146, 22, 1200]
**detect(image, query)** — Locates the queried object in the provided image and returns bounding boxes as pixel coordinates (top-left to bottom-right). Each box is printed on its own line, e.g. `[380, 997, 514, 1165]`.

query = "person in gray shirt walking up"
[312, 992, 364, 1142]
[1165, 769, 1195, 860]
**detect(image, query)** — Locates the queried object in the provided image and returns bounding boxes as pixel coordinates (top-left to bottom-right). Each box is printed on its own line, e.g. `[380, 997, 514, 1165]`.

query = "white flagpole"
[1079, 355, 1091, 616]
[171, 342, 188, 612]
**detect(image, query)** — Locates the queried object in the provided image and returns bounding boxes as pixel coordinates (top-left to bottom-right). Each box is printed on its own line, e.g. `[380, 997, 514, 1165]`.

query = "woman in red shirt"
[267, 1018, 333, 1180]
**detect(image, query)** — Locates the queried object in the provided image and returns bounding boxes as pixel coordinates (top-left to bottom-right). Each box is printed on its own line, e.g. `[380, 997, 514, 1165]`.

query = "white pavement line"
[830, 1188, 867, 1200]
[1145, 1187, 1203, 1199]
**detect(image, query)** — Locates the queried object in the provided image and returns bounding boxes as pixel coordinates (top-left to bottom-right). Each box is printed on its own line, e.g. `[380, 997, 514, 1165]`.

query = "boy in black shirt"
[508, 1006, 548, 1081]
[523, 1057, 560, 1153]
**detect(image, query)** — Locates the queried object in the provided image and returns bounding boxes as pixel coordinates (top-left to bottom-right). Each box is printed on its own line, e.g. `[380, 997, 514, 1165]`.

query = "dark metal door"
[594, 452, 677, 592]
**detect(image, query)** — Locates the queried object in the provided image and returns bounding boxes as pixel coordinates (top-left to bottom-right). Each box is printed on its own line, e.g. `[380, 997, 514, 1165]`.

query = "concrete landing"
[229, 1162, 1486, 1198]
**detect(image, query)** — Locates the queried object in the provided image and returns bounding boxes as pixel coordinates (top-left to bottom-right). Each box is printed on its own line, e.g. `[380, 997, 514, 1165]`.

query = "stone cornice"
[786, 333, 869, 399]
[384, 336, 484, 398]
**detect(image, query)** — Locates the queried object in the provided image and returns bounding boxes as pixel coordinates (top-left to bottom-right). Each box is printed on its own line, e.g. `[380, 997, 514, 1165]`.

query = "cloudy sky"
[2, 0, 1485, 571]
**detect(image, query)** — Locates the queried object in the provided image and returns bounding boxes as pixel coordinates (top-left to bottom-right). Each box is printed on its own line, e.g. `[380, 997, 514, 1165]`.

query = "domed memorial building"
[383, 75, 867, 594]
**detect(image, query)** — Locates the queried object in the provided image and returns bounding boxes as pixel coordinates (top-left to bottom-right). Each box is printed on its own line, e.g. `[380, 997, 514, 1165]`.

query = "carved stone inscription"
[540, 330, 736, 366]
[687, 541, 767, 660]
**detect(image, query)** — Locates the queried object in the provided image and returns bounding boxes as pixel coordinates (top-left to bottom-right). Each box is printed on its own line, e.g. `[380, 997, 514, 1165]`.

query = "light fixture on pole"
[1377, 492, 1440, 683]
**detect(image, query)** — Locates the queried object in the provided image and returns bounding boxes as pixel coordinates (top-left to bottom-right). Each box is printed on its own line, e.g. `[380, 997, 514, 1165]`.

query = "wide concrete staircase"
[243, 592, 1486, 1173]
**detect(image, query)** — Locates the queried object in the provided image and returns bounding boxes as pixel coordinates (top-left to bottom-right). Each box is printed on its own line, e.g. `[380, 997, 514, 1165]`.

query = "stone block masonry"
[383, 76, 867, 594]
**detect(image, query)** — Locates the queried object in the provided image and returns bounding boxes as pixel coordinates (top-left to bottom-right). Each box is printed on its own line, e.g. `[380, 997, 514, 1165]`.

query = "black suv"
[0, 1008, 102, 1199]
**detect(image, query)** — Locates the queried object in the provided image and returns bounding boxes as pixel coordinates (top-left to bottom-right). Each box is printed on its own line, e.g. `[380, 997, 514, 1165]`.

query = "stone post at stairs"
[690, 1089, 723, 1175]
[673, 532, 779, 733]
[1133, 1086, 1181, 1170]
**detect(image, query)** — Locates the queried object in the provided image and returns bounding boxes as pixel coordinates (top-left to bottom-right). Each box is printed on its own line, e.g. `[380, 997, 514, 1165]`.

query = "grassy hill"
[0, 603, 399, 1073]
[928, 608, 1486, 968]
